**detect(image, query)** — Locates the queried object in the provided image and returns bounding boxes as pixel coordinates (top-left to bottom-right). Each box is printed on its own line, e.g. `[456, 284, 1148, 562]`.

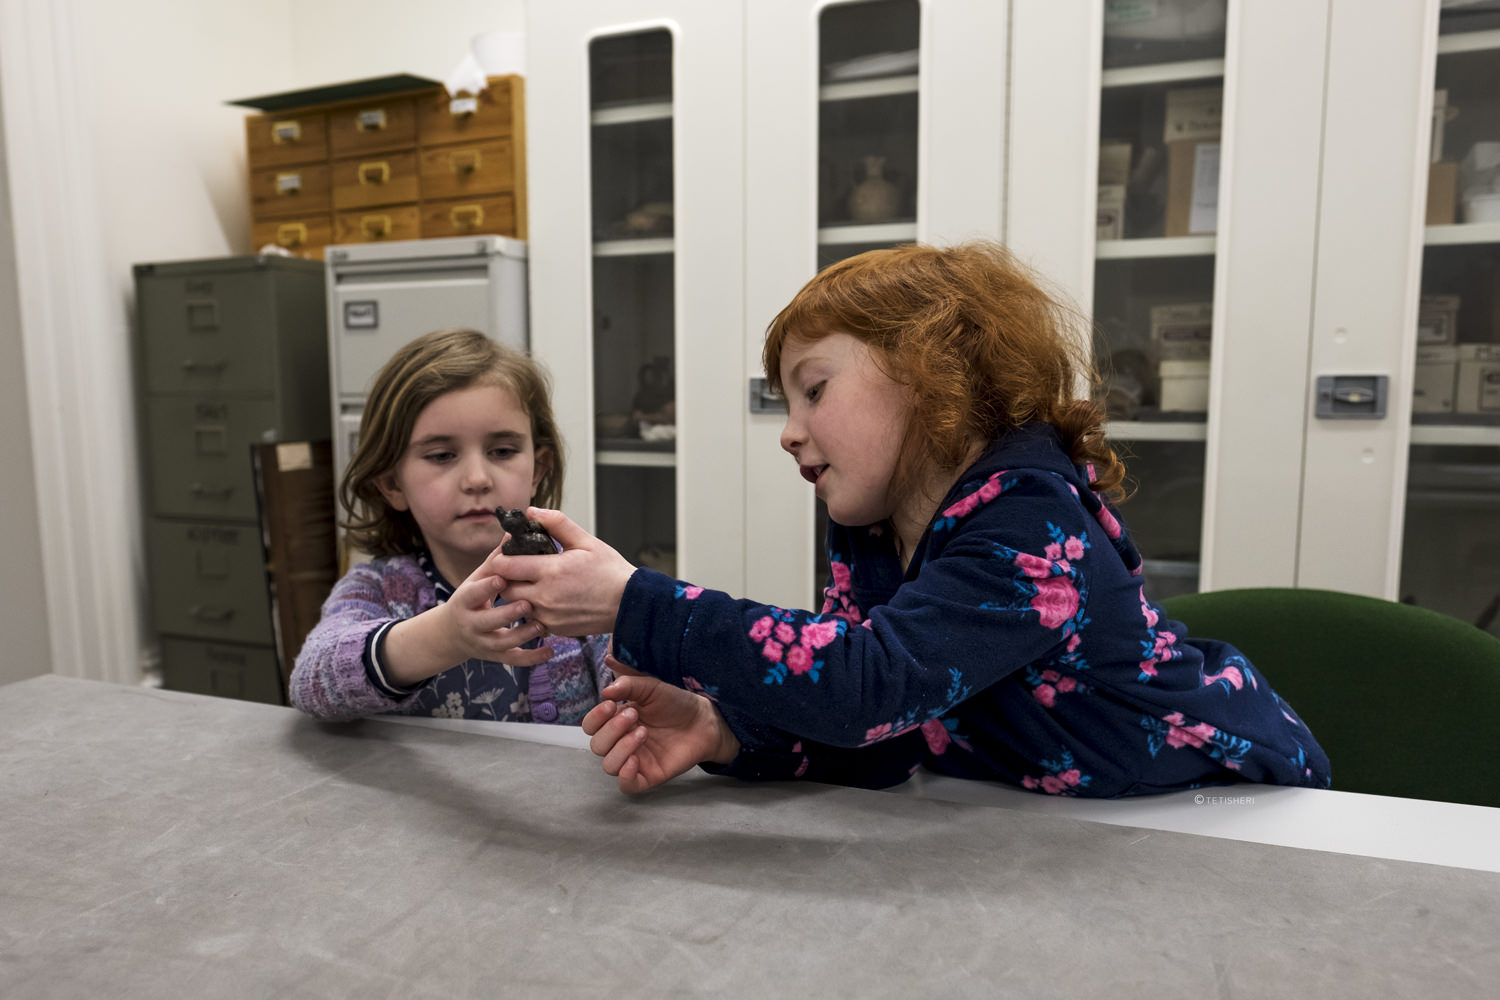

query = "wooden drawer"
[146, 519, 274, 646]
[246, 112, 328, 168]
[144, 397, 282, 521]
[160, 637, 284, 705]
[331, 151, 420, 210]
[250, 163, 332, 220]
[416, 76, 521, 146]
[334, 204, 422, 244]
[418, 138, 514, 201]
[250, 215, 332, 258]
[420, 194, 516, 239]
[328, 97, 417, 156]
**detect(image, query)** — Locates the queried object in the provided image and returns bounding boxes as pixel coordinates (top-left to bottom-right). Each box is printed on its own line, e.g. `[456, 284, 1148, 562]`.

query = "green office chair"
[1157, 587, 1500, 809]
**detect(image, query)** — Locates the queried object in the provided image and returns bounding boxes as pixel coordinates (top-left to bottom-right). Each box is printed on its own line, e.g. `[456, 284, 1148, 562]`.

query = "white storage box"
[1150, 302, 1213, 361]
[1413, 345, 1458, 414]
[1159, 359, 1210, 412]
[1456, 344, 1500, 415]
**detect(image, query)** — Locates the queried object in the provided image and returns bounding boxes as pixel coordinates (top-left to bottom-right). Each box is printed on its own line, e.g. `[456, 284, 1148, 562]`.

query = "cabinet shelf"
[819, 74, 919, 103]
[1105, 420, 1209, 443]
[1096, 236, 1217, 260]
[596, 448, 676, 468]
[1409, 424, 1500, 447]
[818, 221, 918, 246]
[593, 237, 675, 257]
[591, 101, 673, 126]
[1437, 28, 1500, 55]
[1101, 58, 1225, 90]
[1423, 221, 1500, 246]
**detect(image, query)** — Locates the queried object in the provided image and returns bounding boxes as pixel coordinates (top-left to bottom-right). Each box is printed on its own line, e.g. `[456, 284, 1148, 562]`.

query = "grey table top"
[4, 674, 1498, 999]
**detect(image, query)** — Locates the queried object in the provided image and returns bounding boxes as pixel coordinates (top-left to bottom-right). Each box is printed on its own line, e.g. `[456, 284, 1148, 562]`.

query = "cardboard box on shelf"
[1097, 141, 1132, 240]
[1427, 162, 1458, 226]
[1150, 302, 1213, 361]
[1418, 294, 1461, 345]
[1159, 359, 1210, 413]
[1164, 87, 1221, 237]
[1456, 344, 1500, 415]
[1413, 345, 1458, 414]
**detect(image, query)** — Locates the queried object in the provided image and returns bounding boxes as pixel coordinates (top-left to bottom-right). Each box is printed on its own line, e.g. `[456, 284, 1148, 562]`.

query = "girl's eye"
[490, 447, 520, 460]
[424, 450, 456, 463]
[806, 381, 825, 403]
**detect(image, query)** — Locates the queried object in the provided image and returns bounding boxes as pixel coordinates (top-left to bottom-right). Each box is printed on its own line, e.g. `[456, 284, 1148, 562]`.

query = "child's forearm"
[380, 606, 466, 686]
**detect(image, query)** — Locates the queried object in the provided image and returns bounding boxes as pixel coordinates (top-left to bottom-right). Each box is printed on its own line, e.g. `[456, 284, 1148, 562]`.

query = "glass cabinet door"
[1092, 0, 1229, 599]
[1402, 6, 1500, 637]
[588, 29, 679, 577]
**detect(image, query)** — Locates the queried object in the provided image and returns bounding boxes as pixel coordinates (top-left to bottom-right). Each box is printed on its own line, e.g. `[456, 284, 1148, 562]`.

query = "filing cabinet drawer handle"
[188, 605, 236, 623]
[271, 120, 302, 144]
[360, 214, 392, 238]
[276, 222, 307, 247]
[188, 483, 234, 500]
[450, 204, 485, 230]
[180, 359, 227, 374]
[449, 149, 482, 175]
[357, 161, 390, 186]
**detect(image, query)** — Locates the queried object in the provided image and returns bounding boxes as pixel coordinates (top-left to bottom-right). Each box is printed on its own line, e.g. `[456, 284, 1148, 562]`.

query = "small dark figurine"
[495, 508, 556, 555]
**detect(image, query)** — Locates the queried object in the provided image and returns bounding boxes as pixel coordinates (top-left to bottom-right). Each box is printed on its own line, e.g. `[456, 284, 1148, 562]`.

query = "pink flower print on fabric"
[820, 559, 864, 623]
[864, 722, 893, 744]
[920, 718, 951, 754]
[761, 639, 784, 662]
[1033, 684, 1057, 707]
[774, 621, 797, 645]
[1021, 749, 1091, 795]
[1203, 665, 1244, 691]
[800, 619, 841, 650]
[1093, 501, 1123, 540]
[676, 584, 703, 599]
[942, 471, 1008, 521]
[1162, 711, 1218, 750]
[1031, 575, 1081, 630]
[749, 616, 774, 641]
[785, 644, 813, 675]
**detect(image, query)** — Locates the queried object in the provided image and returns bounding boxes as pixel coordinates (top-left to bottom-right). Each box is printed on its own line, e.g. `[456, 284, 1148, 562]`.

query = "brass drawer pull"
[276, 222, 308, 247]
[450, 204, 485, 230]
[188, 483, 234, 500]
[360, 214, 392, 238]
[188, 605, 236, 623]
[357, 161, 390, 186]
[271, 120, 302, 144]
[449, 149, 482, 174]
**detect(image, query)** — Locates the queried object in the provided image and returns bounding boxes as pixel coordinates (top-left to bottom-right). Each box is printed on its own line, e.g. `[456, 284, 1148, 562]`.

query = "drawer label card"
[450, 96, 479, 116]
[344, 300, 379, 330]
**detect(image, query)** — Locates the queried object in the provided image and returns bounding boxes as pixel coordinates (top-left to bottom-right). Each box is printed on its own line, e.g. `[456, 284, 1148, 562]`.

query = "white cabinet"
[529, 0, 1500, 633]
[526, 1, 746, 595]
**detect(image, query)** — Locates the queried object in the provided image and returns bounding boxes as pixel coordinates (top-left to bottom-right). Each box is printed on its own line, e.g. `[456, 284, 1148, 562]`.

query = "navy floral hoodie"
[611, 422, 1331, 797]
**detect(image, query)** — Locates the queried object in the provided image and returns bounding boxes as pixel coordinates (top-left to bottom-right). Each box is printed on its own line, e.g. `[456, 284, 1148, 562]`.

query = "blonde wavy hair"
[340, 328, 565, 557]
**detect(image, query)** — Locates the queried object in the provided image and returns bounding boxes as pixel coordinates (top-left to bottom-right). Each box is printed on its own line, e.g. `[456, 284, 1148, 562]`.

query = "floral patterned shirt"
[290, 551, 613, 724]
[611, 422, 1331, 797]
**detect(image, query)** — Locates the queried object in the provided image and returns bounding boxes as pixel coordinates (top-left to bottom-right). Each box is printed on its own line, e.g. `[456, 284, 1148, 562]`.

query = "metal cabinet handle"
[188, 483, 234, 500]
[449, 205, 485, 230]
[180, 359, 227, 373]
[357, 161, 390, 186]
[188, 605, 235, 623]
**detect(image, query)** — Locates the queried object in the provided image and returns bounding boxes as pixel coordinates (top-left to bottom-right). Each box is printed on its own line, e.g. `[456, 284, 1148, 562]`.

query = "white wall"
[0, 91, 52, 687]
[0, 0, 524, 684]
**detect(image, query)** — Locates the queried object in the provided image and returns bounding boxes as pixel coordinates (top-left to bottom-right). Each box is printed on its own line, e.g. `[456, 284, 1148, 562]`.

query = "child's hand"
[581, 674, 740, 794]
[439, 564, 555, 667]
[491, 507, 638, 637]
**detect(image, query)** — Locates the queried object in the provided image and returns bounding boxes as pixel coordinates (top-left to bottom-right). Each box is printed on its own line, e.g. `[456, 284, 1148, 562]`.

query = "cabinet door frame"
[1007, 0, 1333, 594]
[526, 0, 747, 594]
[744, 0, 1009, 608]
[1297, 0, 1439, 598]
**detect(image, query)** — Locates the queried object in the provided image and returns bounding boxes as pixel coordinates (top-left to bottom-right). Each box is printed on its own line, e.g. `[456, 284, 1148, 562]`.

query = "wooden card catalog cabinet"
[236, 74, 527, 259]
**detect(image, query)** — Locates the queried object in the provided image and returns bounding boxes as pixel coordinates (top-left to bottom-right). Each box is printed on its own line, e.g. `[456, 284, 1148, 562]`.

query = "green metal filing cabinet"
[133, 255, 329, 704]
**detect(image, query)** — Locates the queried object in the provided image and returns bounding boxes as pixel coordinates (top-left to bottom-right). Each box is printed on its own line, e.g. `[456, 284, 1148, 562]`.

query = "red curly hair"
[763, 241, 1126, 503]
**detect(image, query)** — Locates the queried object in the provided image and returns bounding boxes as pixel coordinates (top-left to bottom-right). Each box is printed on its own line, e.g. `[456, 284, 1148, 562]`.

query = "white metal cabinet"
[1009, 0, 1332, 599]
[744, 0, 1010, 609]
[526, 0, 746, 595]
